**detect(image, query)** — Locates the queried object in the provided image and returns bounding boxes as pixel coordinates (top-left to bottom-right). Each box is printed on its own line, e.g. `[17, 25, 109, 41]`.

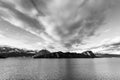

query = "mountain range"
[1, 46, 120, 58]
[0, 46, 96, 58]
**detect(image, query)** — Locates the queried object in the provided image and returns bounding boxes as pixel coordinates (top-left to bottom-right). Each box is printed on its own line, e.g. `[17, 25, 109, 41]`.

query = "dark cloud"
[0, 0, 113, 50]
[42, 0, 112, 48]
[0, 1, 44, 31]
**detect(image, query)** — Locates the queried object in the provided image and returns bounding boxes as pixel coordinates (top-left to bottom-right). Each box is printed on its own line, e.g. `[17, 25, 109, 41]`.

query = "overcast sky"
[0, 0, 120, 53]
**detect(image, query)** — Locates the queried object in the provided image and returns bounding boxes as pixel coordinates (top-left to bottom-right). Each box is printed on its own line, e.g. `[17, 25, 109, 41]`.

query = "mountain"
[0, 46, 96, 58]
[81, 51, 96, 58]
[32, 49, 51, 58]
[33, 50, 96, 58]
[0, 46, 35, 58]
[0, 54, 6, 58]
[1, 46, 120, 58]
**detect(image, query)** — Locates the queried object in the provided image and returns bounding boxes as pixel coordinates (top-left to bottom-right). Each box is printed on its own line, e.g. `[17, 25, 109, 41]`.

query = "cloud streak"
[89, 37, 120, 54]
[0, 0, 112, 50]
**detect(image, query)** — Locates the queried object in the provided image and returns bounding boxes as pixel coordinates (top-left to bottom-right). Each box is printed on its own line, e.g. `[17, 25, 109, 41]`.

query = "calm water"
[0, 58, 120, 80]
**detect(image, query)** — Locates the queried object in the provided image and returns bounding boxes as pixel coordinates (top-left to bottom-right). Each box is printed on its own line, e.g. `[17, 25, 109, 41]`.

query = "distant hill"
[1, 46, 120, 58]
[96, 53, 120, 58]
[33, 50, 96, 58]
[0, 46, 35, 58]
[0, 46, 96, 58]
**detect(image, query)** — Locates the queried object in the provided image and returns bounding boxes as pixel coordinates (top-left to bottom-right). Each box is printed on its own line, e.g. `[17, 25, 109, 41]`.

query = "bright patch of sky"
[0, 0, 120, 54]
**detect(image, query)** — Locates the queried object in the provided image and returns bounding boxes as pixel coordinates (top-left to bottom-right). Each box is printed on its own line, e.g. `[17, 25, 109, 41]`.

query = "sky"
[0, 0, 120, 53]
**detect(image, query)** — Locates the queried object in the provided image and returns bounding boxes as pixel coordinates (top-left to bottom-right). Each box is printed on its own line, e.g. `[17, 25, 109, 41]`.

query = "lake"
[0, 58, 120, 80]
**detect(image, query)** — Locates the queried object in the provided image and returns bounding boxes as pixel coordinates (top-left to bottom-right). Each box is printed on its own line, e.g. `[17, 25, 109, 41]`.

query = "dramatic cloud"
[0, 0, 112, 50]
[103, 37, 120, 53]
[0, 33, 34, 49]
[90, 37, 120, 54]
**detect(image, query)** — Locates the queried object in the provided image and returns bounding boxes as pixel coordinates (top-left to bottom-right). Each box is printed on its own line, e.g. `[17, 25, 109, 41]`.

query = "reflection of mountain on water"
[0, 46, 96, 58]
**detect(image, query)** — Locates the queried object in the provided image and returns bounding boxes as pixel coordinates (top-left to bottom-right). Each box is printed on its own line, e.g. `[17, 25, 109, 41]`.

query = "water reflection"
[0, 58, 120, 80]
[93, 58, 120, 80]
[64, 59, 97, 80]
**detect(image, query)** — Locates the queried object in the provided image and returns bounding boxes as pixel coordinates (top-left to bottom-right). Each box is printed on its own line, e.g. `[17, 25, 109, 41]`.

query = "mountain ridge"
[0, 46, 96, 58]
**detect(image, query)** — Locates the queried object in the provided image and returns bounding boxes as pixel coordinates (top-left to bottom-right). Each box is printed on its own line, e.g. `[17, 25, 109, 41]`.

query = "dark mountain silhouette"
[0, 54, 6, 58]
[1, 46, 120, 58]
[82, 51, 96, 58]
[33, 49, 51, 58]
[33, 50, 96, 58]
[0, 46, 96, 58]
[0, 46, 35, 58]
